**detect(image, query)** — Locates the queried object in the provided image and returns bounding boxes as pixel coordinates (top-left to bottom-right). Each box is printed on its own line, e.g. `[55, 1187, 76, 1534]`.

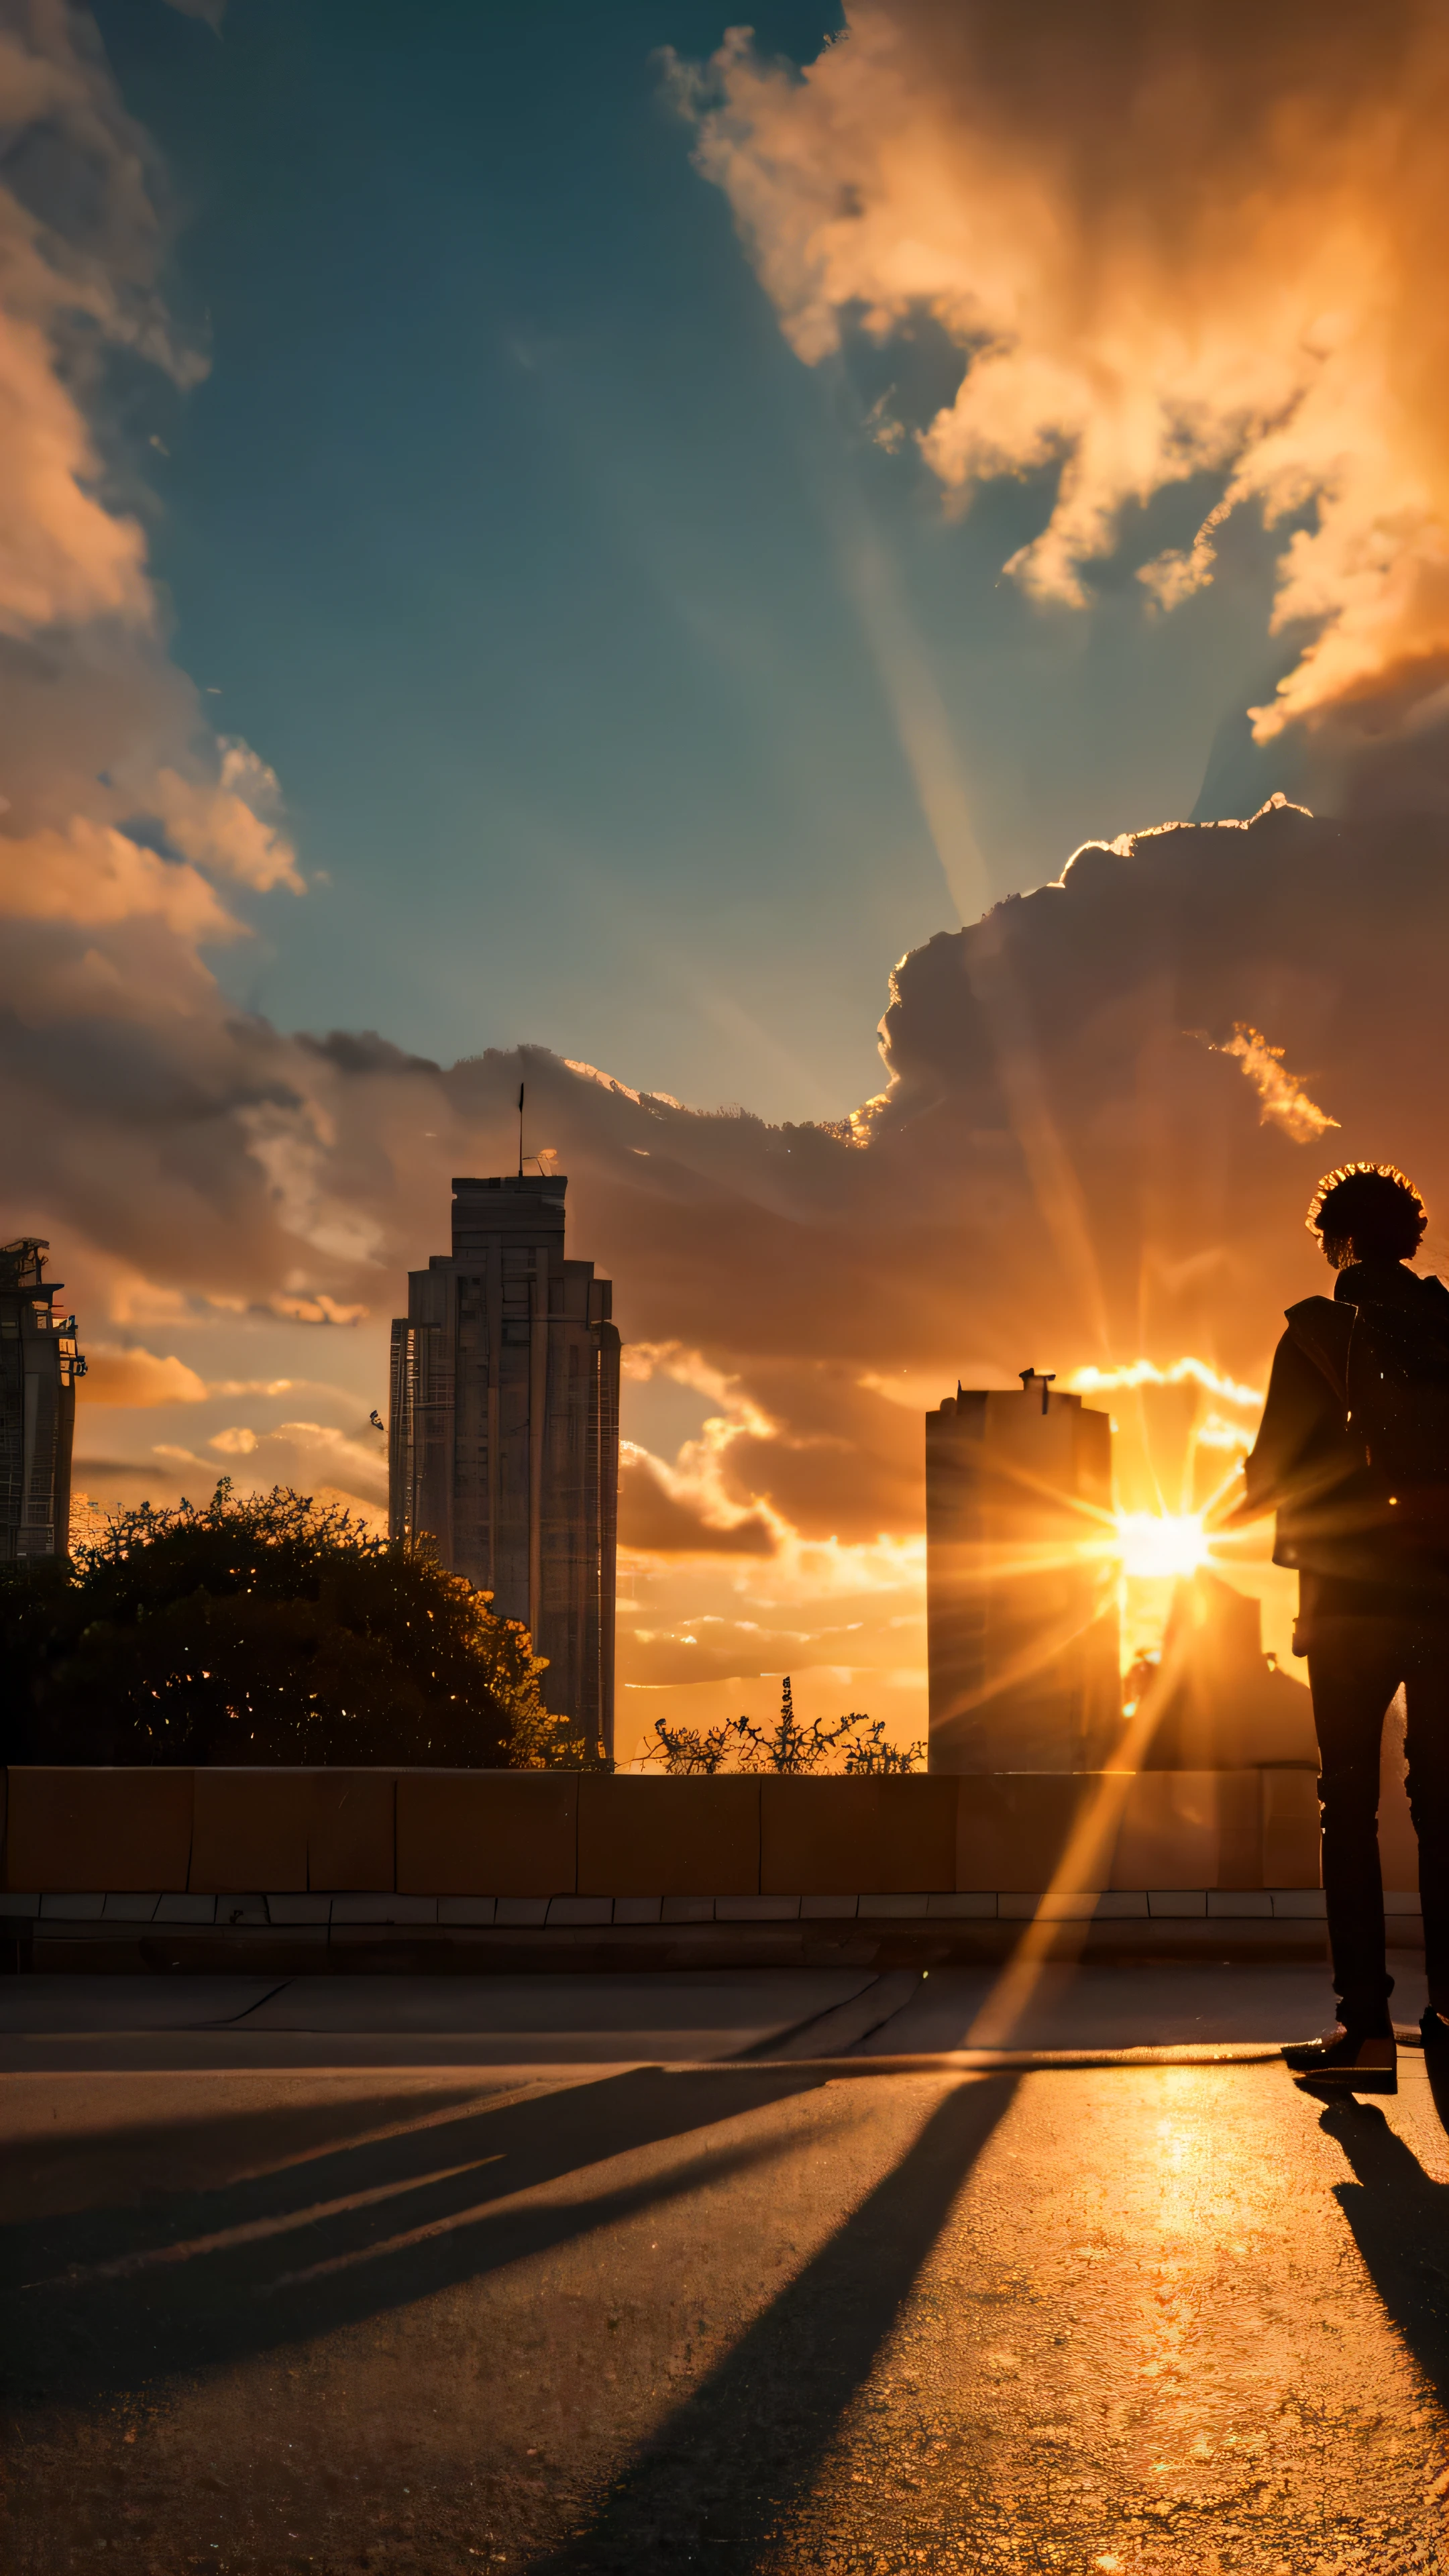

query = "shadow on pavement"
[1, 2065, 839, 2417]
[1323, 2100, 1449, 2404]
[525, 2072, 1016, 2576]
[1, 2080, 499, 2225]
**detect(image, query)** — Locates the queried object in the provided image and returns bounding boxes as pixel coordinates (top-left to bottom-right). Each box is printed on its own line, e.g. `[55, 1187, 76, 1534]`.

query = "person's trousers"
[1306, 1614, 1449, 2028]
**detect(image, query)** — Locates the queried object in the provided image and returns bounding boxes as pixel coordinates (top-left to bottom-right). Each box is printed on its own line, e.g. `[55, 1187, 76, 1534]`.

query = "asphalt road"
[5, 1966, 1449, 2575]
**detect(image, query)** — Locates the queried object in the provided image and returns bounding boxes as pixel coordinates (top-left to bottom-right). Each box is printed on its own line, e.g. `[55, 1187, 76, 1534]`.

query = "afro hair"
[1306, 1163, 1427, 1267]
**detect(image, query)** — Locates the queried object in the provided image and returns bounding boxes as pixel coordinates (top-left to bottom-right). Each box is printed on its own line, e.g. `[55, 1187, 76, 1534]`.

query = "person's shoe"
[1283, 2024, 1397, 2092]
[1420, 2006, 1449, 2053]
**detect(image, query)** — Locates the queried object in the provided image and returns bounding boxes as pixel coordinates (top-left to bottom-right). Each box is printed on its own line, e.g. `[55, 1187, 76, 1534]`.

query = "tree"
[642, 1676, 923, 1775]
[0, 1481, 602, 1769]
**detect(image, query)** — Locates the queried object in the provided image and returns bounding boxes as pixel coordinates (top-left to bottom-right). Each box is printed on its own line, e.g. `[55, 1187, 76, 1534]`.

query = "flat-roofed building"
[926, 1369, 1120, 1772]
[388, 1175, 620, 1754]
[0, 1239, 86, 1564]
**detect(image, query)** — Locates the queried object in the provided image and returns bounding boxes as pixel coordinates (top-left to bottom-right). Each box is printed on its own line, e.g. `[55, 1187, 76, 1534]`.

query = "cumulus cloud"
[80, 1347, 208, 1407]
[669, 1, 1449, 758]
[621, 1450, 779, 1557]
[0, 2, 305, 1327]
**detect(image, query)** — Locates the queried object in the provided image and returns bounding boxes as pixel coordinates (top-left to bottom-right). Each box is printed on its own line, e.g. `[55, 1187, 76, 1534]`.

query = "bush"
[642, 1676, 923, 1776]
[0, 1481, 603, 1769]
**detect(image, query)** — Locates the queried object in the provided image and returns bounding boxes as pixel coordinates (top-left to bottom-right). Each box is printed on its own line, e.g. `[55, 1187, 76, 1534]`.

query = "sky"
[9, 0, 1449, 1760]
[88, 0, 1300, 1114]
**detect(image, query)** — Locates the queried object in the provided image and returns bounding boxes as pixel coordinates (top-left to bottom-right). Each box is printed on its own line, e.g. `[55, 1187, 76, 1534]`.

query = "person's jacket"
[1244, 1260, 1449, 1603]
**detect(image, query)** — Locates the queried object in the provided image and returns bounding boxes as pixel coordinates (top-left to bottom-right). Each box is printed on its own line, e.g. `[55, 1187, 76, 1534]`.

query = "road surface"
[3, 1962, 1447, 2573]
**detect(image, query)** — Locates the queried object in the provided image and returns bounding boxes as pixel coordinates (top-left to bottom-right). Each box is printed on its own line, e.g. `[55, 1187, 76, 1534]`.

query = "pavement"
[4, 1958, 1449, 2573]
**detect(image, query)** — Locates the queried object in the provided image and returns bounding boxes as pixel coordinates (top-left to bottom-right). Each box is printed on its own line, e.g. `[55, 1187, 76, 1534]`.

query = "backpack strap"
[1285, 1294, 1354, 1405]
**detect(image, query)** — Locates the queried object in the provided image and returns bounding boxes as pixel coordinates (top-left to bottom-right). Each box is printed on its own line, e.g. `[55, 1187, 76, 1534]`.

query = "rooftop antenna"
[517, 1081, 525, 1181]
[1020, 1366, 1057, 1415]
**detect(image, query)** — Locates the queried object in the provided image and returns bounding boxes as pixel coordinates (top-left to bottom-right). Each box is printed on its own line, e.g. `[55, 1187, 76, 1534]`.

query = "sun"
[1114, 1509, 1211, 1580]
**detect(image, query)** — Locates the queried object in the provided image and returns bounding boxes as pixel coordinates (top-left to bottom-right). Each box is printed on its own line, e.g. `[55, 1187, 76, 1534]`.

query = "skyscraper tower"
[0, 1239, 86, 1564]
[926, 1368, 1120, 1772]
[388, 1175, 621, 1754]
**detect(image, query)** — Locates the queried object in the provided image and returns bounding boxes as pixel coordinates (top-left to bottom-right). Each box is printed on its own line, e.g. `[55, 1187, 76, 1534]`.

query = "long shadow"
[1, 2065, 838, 2416]
[525, 2072, 1016, 2576]
[1321, 2099, 1449, 2404]
[1, 2080, 494, 2226]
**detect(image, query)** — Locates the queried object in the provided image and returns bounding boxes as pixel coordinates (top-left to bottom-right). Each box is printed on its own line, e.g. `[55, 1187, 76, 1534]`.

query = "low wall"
[0, 1762, 1381, 1902]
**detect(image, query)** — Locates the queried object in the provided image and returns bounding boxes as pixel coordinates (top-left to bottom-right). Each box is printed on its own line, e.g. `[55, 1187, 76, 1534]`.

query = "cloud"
[620, 1450, 778, 1557]
[669, 2, 1449, 760]
[80, 1346, 209, 1407]
[76, 1352, 315, 1407]
[0, 4, 306, 1323]
[1209, 1024, 1340, 1145]
[204, 1420, 388, 1502]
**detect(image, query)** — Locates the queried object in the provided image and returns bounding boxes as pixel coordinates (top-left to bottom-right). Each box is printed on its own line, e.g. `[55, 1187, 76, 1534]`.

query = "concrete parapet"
[1, 1762, 1334, 1902]
[5, 1766, 193, 1894]
[190, 1770, 311, 1892]
[955, 1768, 1322, 1894]
[762, 1776, 957, 1895]
[578, 1774, 759, 1896]
[1112, 1772, 1261, 1892]
[955, 1773, 1106, 1892]
[307, 1772, 396, 1890]
[396, 1772, 578, 1894]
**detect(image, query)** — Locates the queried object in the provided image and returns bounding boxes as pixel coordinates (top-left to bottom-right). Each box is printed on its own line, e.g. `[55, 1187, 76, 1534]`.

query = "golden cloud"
[79, 1347, 209, 1407]
[672, 0, 1449, 749]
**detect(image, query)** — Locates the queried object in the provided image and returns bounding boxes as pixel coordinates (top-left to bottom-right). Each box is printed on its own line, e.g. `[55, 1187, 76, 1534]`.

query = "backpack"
[1288, 1277, 1449, 1534]
[1346, 1288, 1449, 1513]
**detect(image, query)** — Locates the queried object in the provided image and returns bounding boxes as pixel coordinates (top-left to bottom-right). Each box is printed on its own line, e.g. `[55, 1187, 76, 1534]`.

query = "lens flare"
[1114, 1509, 1210, 1580]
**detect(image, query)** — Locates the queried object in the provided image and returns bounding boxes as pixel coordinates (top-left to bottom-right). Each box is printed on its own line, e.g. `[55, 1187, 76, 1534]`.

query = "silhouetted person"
[1243, 1163, 1449, 2092]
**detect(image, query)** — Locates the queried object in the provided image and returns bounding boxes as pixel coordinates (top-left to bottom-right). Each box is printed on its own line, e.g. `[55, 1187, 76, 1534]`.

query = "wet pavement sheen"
[4, 1983, 1449, 2572]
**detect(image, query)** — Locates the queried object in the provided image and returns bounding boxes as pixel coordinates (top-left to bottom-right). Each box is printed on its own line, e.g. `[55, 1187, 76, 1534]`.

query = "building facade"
[388, 1175, 620, 1753]
[926, 1369, 1120, 1772]
[0, 1240, 86, 1564]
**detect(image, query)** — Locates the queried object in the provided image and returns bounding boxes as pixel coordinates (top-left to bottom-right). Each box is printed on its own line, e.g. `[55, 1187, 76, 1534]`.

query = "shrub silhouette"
[0, 1480, 600, 1769]
[643, 1676, 922, 1776]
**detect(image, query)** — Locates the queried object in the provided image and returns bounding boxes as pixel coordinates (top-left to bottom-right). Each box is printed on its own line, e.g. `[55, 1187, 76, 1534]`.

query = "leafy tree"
[0, 1481, 603, 1769]
[642, 1676, 922, 1776]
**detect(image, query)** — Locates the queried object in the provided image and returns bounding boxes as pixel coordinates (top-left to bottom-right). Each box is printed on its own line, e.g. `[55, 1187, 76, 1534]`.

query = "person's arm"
[1242, 1329, 1337, 1517]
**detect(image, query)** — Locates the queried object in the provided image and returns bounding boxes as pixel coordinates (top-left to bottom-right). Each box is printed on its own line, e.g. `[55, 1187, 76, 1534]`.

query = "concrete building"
[926, 1368, 1120, 1772]
[0, 1239, 85, 1563]
[388, 1175, 620, 1754]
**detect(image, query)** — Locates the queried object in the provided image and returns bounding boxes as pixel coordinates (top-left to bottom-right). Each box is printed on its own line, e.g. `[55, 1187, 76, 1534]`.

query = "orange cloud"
[619, 1450, 778, 1558]
[80, 1348, 209, 1407]
[0, 7, 303, 1275]
[672, 1, 1449, 751]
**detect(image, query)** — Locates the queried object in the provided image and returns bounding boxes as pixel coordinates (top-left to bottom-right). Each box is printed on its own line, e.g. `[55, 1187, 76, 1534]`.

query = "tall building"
[388, 1175, 620, 1752]
[926, 1369, 1120, 1772]
[0, 1240, 86, 1564]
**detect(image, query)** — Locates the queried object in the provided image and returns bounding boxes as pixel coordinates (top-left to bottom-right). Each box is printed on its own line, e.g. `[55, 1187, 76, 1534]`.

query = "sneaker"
[1283, 2024, 1397, 2092]
[1420, 2006, 1449, 2053]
